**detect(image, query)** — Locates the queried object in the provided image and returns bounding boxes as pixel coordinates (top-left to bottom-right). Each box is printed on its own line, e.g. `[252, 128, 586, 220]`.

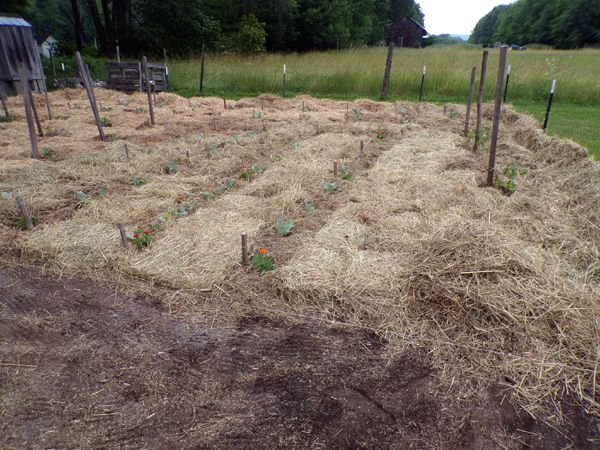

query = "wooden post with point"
[333, 161, 338, 178]
[464, 66, 476, 136]
[241, 232, 249, 266]
[118, 223, 129, 248]
[381, 41, 395, 100]
[473, 50, 489, 151]
[142, 56, 155, 125]
[15, 195, 34, 230]
[199, 43, 206, 96]
[75, 51, 106, 141]
[18, 66, 41, 159]
[486, 46, 509, 187]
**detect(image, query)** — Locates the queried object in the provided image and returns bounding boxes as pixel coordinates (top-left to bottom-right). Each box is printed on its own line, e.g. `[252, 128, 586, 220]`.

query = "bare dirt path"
[1, 269, 596, 449]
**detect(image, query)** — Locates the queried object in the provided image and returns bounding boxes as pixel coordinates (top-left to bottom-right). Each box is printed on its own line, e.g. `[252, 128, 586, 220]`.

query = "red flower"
[133, 233, 139, 239]
[144, 229, 151, 234]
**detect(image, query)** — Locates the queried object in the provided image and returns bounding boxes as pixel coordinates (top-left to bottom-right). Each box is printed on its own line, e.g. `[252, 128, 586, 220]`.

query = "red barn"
[386, 16, 428, 48]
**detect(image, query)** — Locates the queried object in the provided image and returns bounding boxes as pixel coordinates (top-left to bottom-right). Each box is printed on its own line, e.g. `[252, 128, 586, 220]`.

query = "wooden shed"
[0, 14, 46, 94]
[386, 16, 428, 48]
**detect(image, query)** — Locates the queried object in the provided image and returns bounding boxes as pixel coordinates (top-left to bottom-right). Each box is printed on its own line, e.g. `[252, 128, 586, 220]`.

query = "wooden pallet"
[106, 61, 168, 92]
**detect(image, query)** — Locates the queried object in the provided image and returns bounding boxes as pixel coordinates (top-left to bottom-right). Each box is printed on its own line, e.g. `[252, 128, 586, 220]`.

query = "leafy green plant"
[134, 107, 146, 114]
[42, 146, 55, 159]
[495, 165, 528, 195]
[164, 161, 177, 174]
[376, 129, 387, 139]
[240, 164, 264, 181]
[252, 248, 273, 274]
[322, 181, 338, 193]
[276, 218, 294, 237]
[215, 179, 236, 194]
[200, 191, 215, 201]
[98, 187, 108, 198]
[0, 115, 14, 123]
[100, 116, 112, 127]
[351, 107, 363, 120]
[303, 198, 315, 214]
[253, 110, 264, 118]
[14, 216, 38, 230]
[129, 228, 152, 249]
[341, 163, 353, 180]
[130, 174, 148, 186]
[173, 202, 196, 217]
[206, 143, 218, 156]
[75, 191, 88, 205]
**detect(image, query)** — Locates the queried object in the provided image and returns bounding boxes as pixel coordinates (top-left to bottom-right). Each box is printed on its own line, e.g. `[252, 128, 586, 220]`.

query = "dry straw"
[1, 89, 598, 421]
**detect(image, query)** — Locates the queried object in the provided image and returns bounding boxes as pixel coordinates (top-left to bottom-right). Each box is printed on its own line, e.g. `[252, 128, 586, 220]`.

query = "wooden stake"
[15, 195, 34, 230]
[0, 83, 9, 117]
[333, 161, 338, 178]
[142, 56, 155, 126]
[241, 232, 249, 266]
[199, 43, 206, 96]
[124, 143, 130, 160]
[75, 52, 106, 141]
[486, 46, 509, 187]
[18, 66, 41, 159]
[30, 92, 44, 137]
[40, 75, 52, 119]
[223, 98, 226, 109]
[118, 223, 129, 248]
[381, 41, 395, 100]
[360, 140, 364, 151]
[418, 65, 426, 102]
[473, 50, 489, 151]
[464, 66, 476, 136]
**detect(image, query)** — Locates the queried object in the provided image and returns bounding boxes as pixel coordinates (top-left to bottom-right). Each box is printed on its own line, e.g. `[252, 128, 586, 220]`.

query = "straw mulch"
[0, 88, 598, 421]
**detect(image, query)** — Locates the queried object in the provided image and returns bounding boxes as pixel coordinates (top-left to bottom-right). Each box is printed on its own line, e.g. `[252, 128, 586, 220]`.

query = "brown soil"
[1, 268, 597, 449]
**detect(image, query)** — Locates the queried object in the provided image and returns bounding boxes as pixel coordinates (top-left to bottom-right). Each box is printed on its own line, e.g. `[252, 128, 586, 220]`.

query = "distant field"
[169, 47, 600, 105]
[166, 47, 599, 158]
[46, 47, 600, 158]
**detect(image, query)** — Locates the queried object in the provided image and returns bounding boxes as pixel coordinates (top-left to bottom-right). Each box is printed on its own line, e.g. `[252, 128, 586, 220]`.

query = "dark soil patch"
[0, 269, 597, 449]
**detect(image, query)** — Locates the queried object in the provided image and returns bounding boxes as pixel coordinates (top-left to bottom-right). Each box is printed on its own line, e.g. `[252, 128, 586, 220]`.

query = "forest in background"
[0, 0, 424, 56]
[469, 0, 600, 49]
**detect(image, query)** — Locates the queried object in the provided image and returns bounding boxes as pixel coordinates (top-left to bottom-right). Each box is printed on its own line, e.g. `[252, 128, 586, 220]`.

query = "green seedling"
[322, 181, 338, 193]
[100, 116, 112, 127]
[276, 218, 294, 237]
[240, 165, 264, 181]
[130, 174, 148, 187]
[164, 161, 177, 174]
[341, 163, 353, 180]
[42, 147, 55, 159]
[495, 164, 528, 195]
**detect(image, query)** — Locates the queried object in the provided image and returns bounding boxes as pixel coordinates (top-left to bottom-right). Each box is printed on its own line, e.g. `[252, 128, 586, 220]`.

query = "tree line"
[4, 0, 424, 56]
[469, 0, 600, 49]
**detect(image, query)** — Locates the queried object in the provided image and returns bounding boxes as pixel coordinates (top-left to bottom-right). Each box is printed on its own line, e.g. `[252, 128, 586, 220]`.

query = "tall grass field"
[49, 47, 600, 158]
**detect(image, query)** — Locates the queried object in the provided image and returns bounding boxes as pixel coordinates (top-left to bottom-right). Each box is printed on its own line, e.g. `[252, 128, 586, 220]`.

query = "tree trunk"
[85, 0, 108, 51]
[70, 0, 84, 52]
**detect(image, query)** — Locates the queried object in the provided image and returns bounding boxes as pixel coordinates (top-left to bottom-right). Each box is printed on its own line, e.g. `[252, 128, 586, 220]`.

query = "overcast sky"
[418, 0, 515, 36]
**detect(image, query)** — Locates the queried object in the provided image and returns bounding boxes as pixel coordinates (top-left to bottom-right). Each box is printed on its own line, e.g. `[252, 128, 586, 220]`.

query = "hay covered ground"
[1, 88, 599, 437]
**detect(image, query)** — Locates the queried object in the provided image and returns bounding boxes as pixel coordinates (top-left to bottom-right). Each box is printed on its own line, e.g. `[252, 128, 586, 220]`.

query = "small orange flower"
[258, 248, 267, 255]
[144, 229, 151, 234]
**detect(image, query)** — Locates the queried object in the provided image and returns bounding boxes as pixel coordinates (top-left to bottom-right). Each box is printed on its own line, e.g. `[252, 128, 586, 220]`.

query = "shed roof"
[0, 15, 32, 28]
